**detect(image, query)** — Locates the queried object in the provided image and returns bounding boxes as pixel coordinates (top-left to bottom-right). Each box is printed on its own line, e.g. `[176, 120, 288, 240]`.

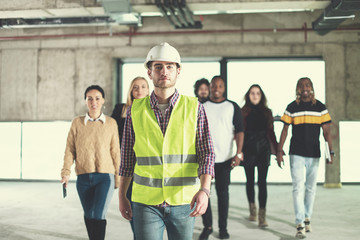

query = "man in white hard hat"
[119, 42, 215, 240]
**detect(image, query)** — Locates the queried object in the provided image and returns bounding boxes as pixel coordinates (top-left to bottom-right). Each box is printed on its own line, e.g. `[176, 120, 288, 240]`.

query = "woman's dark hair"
[244, 84, 267, 108]
[193, 78, 210, 97]
[84, 85, 105, 99]
[242, 84, 273, 128]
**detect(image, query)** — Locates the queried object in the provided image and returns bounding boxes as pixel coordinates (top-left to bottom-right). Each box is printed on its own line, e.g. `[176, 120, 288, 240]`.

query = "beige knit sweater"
[61, 115, 120, 188]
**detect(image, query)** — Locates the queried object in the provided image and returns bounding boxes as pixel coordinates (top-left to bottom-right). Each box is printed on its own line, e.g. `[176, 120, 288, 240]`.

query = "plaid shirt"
[120, 89, 215, 179]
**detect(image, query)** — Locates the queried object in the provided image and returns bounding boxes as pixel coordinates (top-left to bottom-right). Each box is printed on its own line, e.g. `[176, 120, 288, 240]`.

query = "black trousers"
[126, 178, 136, 240]
[242, 132, 271, 209]
[244, 163, 269, 208]
[201, 159, 232, 231]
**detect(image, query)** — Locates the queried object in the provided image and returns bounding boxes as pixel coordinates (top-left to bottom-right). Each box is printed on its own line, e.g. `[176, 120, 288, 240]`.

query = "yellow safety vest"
[131, 95, 199, 205]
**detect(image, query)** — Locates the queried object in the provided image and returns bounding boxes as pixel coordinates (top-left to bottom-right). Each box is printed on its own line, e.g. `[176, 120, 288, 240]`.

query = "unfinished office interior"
[0, 0, 359, 239]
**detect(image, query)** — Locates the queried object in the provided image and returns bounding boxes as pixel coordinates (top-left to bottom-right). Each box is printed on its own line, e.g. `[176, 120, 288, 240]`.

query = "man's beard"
[153, 80, 176, 89]
[198, 96, 209, 103]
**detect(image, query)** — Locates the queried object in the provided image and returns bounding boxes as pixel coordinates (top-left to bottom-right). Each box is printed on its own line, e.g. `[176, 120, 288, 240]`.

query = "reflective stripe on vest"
[134, 173, 200, 188]
[136, 154, 197, 166]
[131, 95, 199, 206]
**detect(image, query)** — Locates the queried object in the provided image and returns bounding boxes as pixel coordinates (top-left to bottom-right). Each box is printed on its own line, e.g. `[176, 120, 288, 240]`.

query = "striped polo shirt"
[280, 100, 331, 158]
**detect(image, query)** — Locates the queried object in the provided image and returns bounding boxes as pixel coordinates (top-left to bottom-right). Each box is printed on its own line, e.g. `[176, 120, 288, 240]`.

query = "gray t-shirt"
[158, 103, 170, 119]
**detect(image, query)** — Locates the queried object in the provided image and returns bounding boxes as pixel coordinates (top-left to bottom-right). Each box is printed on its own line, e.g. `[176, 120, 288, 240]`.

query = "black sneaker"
[219, 229, 230, 239]
[199, 227, 213, 240]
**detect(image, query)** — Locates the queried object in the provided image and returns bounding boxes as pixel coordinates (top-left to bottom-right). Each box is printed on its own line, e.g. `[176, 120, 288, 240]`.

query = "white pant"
[290, 154, 320, 225]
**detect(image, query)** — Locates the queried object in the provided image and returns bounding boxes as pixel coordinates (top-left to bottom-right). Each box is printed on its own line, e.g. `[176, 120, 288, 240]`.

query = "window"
[227, 59, 326, 183]
[0, 122, 21, 178]
[227, 59, 325, 116]
[21, 121, 73, 180]
[340, 121, 360, 183]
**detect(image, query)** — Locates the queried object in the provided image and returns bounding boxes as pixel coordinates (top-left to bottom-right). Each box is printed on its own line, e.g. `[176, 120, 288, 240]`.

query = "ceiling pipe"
[171, 0, 189, 27]
[312, 0, 360, 35]
[0, 26, 359, 41]
[155, 0, 202, 29]
[303, 22, 308, 43]
[163, 0, 183, 27]
[155, 0, 178, 27]
[178, 0, 195, 25]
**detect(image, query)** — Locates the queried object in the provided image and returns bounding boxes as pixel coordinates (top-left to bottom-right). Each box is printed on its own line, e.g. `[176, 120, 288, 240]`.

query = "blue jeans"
[290, 155, 319, 225]
[76, 173, 114, 220]
[132, 202, 195, 240]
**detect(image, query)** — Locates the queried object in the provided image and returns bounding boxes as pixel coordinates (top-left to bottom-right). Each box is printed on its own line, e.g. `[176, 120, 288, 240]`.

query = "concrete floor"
[0, 181, 359, 240]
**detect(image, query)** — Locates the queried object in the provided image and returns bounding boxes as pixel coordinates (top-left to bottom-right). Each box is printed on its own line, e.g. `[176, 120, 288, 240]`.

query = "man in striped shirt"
[118, 42, 215, 240]
[276, 77, 334, 239]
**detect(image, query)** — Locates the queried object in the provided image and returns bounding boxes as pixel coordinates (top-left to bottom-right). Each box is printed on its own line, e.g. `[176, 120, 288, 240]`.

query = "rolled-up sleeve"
[196, 103, 215, 178]
[119, 106, 136, 177]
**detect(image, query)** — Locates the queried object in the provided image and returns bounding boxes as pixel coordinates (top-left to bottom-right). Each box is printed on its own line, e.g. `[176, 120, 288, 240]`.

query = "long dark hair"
[242, 84, 273, 129]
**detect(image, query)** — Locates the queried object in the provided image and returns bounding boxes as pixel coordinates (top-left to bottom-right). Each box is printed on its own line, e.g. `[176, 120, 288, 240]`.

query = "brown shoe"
[258, 208, 268, 227]
[248, 203, 257, 221]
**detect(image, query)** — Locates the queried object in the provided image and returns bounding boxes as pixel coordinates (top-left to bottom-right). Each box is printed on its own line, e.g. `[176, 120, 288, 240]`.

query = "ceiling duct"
[0, 17, 116, 29]
[312, 0, 360, 35]
[0, 0, 141, 29]
[101, 0, 141, 26]
[155, 0, 202, 29]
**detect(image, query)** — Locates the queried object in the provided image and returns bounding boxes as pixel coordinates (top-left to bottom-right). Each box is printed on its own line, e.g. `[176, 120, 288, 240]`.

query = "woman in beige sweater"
[61, 85, 120, 240]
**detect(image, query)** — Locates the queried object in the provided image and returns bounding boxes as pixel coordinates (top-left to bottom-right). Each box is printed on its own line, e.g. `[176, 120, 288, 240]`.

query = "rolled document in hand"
[325, 141, 331, 162]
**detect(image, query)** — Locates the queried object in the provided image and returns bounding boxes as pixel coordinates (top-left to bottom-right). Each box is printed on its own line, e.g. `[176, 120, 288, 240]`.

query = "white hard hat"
[144, 42, 181, 70]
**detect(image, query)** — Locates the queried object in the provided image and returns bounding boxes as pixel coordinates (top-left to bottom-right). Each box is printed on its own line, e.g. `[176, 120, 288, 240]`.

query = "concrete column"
[323, 44, 344, 188]
[0, 49, 38, 120]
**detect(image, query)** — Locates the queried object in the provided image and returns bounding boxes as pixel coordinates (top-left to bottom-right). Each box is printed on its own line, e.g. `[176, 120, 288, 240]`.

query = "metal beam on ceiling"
[155, 0, 202, 29]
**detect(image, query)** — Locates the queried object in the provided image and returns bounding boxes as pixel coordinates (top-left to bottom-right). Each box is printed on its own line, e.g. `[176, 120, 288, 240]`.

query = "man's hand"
[276, 152, 284, 168]
[189, 190, 209, 217]
[327, 154, 334, 164]
[231, 152, 243, 168]
[119, 195, 132, 221]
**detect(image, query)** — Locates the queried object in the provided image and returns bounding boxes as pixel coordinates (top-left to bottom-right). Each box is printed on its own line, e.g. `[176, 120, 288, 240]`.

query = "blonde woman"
[111, 76, 150, 147]
[111, 76, 149, 240]
[61, 85, 120, 240]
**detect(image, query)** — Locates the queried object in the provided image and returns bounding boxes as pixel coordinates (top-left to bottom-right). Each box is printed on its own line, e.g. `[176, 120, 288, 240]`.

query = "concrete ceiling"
[0, 0, 330, 20]
[1, 0, 359, 36]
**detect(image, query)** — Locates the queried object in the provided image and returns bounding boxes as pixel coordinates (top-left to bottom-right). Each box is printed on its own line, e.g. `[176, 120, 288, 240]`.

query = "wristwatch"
[330, 151, 335, 157]
[236, 152, 243, 159]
